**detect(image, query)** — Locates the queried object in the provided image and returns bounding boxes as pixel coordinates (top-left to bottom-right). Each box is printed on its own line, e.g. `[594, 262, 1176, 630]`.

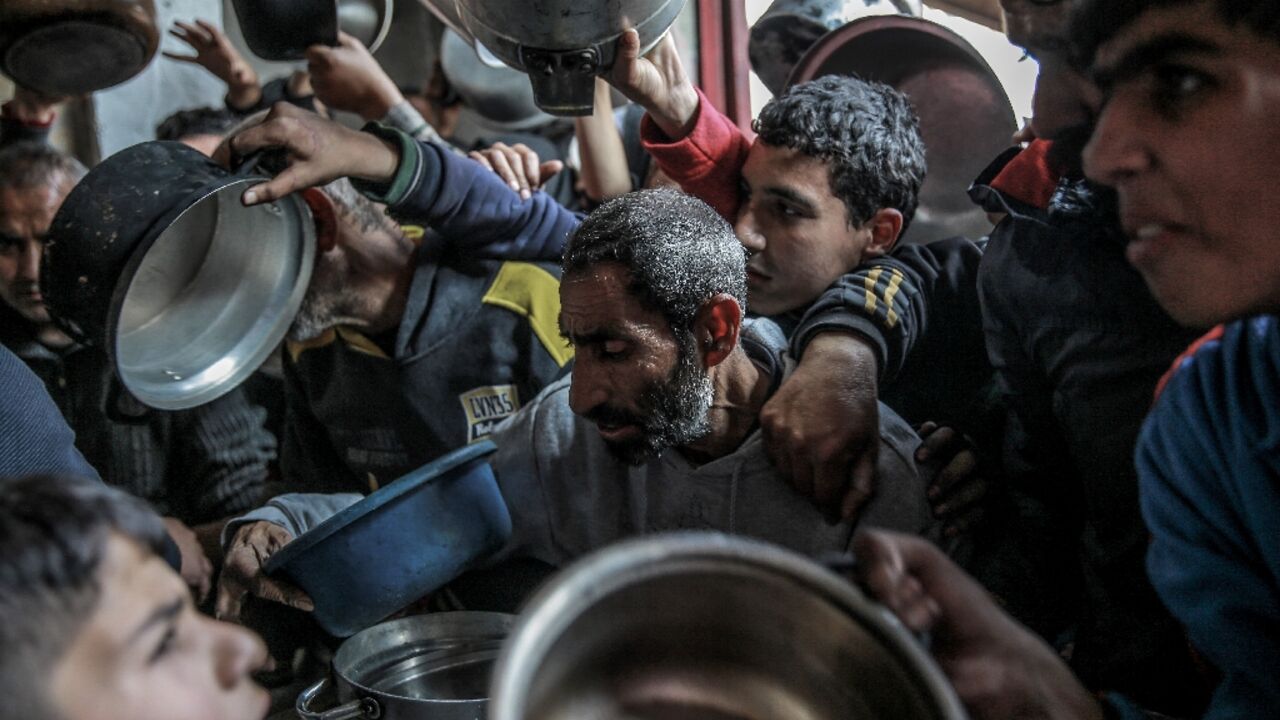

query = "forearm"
[575, 79, 633, 202]
[639, 88, 750, 221]
[356, 126, 580, 260]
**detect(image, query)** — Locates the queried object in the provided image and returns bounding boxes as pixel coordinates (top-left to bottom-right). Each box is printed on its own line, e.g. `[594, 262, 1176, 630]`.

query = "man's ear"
[692, 294, 743, 369]
[301, 188, 338, 253]
[861, 208, 904, 258]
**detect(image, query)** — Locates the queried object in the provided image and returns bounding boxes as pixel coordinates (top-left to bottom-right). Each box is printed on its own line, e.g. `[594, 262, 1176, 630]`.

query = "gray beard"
[603, 342, 715, 466]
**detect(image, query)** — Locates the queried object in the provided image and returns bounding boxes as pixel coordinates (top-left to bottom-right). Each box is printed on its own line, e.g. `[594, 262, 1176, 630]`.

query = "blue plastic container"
[264, 441, 511, 637]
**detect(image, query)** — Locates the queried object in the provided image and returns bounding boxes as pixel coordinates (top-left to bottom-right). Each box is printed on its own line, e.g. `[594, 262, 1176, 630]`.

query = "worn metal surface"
[490, 533, 967, 720]
[417, 0, 686, 115]
[0, 0, 160, 95]
[44, 141, 315, 410]
[299, 613, 513, 720]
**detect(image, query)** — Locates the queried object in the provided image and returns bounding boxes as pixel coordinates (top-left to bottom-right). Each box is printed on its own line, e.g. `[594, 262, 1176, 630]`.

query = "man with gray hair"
[0, 141, 277, 600]
[234, 190, 941, 598]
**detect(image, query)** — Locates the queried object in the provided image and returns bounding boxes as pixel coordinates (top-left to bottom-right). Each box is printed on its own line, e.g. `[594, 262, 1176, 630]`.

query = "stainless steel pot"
[0, 0, 160, 96]
[417, 0, 686, 115]
[297, 612, 513, 720]
[44, 143, 315, 411]
[489, 533, 967, 720]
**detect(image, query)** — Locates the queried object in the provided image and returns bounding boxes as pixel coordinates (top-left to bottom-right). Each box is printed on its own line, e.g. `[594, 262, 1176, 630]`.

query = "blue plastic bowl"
[264, 441, 511, 637]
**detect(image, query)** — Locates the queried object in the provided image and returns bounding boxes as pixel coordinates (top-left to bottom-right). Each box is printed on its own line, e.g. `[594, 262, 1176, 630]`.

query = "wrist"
[361, 85, 405, 122]
[650, 82, 700, 140]
[227, 83, 263, 112]
[351, 129, 401, 184]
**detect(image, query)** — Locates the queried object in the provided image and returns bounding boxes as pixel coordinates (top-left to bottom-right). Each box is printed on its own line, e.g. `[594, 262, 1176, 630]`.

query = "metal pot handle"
[296, 677, 382, 720]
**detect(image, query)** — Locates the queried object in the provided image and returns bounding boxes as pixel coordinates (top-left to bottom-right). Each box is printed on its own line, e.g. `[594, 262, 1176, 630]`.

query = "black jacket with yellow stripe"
[281, 246, 571, 494]
[280, 130, 578, 494]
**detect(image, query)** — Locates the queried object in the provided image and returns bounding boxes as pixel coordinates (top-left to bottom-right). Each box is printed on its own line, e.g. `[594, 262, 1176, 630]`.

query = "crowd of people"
[0, 0, 1277, 718]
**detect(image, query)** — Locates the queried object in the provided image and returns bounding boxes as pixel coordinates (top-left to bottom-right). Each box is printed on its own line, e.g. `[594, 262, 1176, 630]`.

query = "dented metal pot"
[0, 0, 160, 96]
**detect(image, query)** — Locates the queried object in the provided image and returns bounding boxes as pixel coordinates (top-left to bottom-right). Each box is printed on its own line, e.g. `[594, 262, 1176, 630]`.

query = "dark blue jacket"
[1138, 316, 1280, 719]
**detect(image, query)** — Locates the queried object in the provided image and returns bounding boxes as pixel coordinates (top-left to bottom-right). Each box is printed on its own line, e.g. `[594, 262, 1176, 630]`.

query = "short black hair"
[753, 75, 926, 232]
[0, 475, 168, 718]
[562, 189, 748, 334]
[1071, 0, 1280, 68]
[155, 106, 240, 142]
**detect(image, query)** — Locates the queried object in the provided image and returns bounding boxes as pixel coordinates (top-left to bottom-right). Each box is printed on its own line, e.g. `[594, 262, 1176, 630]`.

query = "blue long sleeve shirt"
[1136, 315, 1280, 719]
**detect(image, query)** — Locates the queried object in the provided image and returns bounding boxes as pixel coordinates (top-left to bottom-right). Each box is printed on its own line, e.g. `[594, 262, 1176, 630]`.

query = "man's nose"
[212, 619, 268, 689]
[1083, 95, 1152, 188]
[568, 360, 608, 418]
[18, 240, 42, 281]
[734, 205, 766, 256]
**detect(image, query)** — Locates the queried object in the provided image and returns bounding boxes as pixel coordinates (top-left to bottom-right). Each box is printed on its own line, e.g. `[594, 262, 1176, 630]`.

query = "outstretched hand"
[306, 32, 404, 121]
[227, 102, 400, 206]
[215, 521, 314, 624]
[606, 29, 700, 140]
[164, 19, 261, 109]
[853, 530, 1105, 720]
[469, 142, 564, 200]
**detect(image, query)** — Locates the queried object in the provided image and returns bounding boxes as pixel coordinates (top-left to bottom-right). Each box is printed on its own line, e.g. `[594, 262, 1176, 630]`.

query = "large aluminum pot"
[490, 533, 966, 720]
[44, 142, 315, 411]
[0, 0, 160, 96]
[417, 0, 685, 116]
[748, 0, 921, 96]
[297, 612, 513, 720]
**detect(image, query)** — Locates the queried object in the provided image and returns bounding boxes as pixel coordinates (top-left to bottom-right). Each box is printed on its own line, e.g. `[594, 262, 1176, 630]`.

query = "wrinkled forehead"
[1001, 0, 1080, 52]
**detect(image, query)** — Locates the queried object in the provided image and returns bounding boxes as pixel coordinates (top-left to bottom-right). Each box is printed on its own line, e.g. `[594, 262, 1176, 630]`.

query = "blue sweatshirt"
[1136, 315, 1280, 719]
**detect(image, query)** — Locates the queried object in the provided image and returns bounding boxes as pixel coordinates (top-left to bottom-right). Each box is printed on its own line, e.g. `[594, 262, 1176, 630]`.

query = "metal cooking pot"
[230, 0, 394, 61]
[489, 533, 967, 720]
[748, 0, 921, 97]
[297, 612, 513, 720]
[418, 0, 686, 115]
[0, 0, 160, 96]
[788, 15, 1016, 245]
[44, 142, 315, 411]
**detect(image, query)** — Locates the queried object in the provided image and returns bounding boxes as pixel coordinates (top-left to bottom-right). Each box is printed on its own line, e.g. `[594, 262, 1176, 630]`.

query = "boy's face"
[735, 142, 875, 316]
[48, 534, 270, 720]
[1083, 1, 1280, 326]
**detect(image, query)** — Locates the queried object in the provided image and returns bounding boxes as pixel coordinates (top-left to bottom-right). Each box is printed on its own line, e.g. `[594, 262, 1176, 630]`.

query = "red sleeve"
[639, 87, 751, 222]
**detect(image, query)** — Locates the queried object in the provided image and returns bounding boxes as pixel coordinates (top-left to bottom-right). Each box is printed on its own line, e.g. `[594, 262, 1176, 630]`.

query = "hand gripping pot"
[419, 0, 686, 115]
[43, 141, 316, 411]
[265, 441, 513, 638]
[489, 533, 967, 720]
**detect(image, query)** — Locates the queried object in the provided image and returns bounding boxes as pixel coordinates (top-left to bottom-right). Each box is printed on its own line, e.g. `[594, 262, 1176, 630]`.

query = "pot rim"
[330, 612, 514, 705]
[105, 176, 315, 410]
[488, 532, 968, 720]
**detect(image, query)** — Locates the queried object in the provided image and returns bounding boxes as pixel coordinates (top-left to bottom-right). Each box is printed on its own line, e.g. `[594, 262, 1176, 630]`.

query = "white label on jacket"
[460, 385, 521, 443]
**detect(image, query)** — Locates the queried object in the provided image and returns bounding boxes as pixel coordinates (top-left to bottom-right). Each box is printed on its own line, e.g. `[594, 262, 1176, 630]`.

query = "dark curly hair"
[753, 74, 926, 232]
[155, 106, 240, 142]
[1070, 0, 1280, 68]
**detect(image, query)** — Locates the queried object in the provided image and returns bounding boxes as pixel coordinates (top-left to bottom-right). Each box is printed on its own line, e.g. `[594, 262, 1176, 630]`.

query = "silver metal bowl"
[490, 533, 967, 720]
[113, 179, 314, 410]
